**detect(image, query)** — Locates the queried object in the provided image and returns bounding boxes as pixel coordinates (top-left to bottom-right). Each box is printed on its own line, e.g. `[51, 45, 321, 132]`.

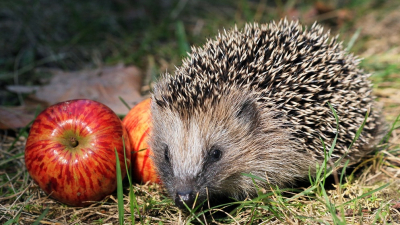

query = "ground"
[1, 0, 400, 224]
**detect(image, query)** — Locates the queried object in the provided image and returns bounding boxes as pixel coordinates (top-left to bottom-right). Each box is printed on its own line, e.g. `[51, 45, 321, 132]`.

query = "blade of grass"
[122, 137, 140, 224]
[315, 138, 326, 185]
[288, 185, 317, 201]
[0, 152, 24, 167]
[348, 109, 369, 150]
[346, 28, 361, 52]
[327, 103, 339, 159]
[337, 183, 390, 208]
[315, 103, 339, 186]
[186, 205, 205, 225]
[119, 96, 131, 110]
[372, 202, 391, 224]
[381, 113, 400, 144]
[321, 141, 329, 189]
[339, 159, 350, 185]
[115, 147, 124, 225]
[32, 207, 49, 225]
[241, 172, 267, 183]
[176, 21, 190, 57]
[308, 166, 315, 186]
[4, 213, 21, 225]
[319, 182, 344, 224]
[3, 219, 15, 225]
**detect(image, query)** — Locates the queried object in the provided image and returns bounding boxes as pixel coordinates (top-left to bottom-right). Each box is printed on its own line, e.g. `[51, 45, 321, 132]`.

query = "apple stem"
[69, 137, 79, 148]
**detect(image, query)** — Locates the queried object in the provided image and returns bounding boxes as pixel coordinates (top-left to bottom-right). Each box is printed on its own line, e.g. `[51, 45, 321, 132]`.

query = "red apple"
[122, 98, 160, 184]
[25, 99, 131, 206]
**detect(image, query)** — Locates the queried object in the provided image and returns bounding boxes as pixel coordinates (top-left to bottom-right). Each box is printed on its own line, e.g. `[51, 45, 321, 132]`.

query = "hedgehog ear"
[235, 98, 260, 130]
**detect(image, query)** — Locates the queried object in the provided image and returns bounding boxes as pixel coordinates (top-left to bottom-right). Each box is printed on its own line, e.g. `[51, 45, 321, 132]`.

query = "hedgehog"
[149, 19, 384, 209]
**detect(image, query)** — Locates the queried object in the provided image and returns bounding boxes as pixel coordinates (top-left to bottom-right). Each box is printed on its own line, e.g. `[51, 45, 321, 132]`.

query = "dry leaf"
[29, 64, 143, 115]
[393, 201, 400, 211]
[0, 107, 36, 129]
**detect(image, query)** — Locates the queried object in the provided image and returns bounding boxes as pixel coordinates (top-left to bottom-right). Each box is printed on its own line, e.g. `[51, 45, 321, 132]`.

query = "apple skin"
[122, 98, 160, 184]
[25, 99, 131, 207]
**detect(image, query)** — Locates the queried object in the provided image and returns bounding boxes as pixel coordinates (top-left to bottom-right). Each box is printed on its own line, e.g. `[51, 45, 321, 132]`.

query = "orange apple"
[122, 98, 160, 184]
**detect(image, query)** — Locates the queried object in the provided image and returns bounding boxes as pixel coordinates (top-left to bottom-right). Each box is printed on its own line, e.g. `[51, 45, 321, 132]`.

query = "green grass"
[1, 113, 399, 223]
[115, 148, 125, 225]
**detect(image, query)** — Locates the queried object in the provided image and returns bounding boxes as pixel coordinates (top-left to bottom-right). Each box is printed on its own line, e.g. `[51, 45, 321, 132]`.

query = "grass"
[1, 124, 399, 223]
[1, 0, 400, 224]
[2, 95, 399, 224]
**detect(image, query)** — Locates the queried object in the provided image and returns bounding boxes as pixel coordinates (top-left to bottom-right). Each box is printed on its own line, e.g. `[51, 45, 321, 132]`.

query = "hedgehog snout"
[175, 189, 196, 209]
[174, 177, 202, 209]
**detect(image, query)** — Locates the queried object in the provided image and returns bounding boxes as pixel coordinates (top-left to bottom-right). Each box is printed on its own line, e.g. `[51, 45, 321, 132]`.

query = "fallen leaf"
[393, 201, 400, 211]
[28, 64, 143, 115]
[0, 106, 37, 129]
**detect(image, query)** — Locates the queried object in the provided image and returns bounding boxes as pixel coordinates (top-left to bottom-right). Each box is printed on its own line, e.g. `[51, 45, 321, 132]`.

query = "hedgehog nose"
[175, 190, 196, 209]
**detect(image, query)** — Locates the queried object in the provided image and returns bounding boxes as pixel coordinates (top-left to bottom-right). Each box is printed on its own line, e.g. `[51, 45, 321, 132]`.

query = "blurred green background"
[1, 0, 399, 106]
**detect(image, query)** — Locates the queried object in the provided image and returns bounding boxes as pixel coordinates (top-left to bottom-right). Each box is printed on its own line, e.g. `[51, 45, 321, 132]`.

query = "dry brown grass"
[1, 108, 399, 224]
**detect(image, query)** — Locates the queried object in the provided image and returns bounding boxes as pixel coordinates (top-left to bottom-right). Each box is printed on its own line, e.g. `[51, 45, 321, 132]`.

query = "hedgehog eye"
[208, 146, 222, 162]
[163, 144, 170, 162]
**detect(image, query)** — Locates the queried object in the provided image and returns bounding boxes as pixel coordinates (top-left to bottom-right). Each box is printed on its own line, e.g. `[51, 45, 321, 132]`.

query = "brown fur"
[149, 19, 384, 208]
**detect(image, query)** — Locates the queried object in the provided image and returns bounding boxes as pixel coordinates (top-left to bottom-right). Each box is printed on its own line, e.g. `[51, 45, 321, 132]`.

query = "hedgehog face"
[149, 90, 263, 208]
[150, 89, 313, 209]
